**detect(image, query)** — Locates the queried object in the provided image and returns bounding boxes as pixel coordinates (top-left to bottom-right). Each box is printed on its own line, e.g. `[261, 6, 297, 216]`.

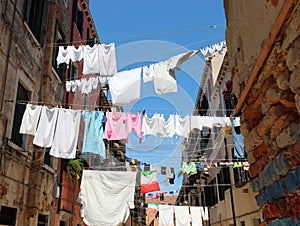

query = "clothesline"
[44, 24, 225, 47]
[58, 46, 201, 106]
[16, 99, 235, 115]
[19, 103, 235, 160]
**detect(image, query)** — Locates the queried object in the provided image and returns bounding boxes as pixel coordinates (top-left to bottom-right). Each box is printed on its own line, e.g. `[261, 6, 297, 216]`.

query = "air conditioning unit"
[53, 185, 60, 199]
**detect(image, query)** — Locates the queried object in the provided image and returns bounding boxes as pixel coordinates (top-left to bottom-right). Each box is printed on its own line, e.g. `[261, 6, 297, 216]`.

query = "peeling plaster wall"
[225, 0, 300, 224]
[224, 0, 284, 97]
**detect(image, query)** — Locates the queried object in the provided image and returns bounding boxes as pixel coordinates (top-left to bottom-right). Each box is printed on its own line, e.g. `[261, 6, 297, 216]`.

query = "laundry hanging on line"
[19, 103, 234, 159]
[142, 113, 232, 138]
[57, 43, 117, 77]
[60, 44, 200, 106]
[200, 40, 226, 59]
[78, 170, 137, 225]
[178, 160, 250, 177]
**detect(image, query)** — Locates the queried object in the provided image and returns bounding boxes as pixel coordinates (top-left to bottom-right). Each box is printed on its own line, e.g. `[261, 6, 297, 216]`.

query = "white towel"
[190, 206, 203, 226]
[158, 205, 174, 226]
[108, 67, 142, 106]
[200, 207, 209, 220]
[153, 61, 178, 96]
[19, 104, 42, 135]
[49, 109, 81, 159]
[174, 206, 190, 226]
[78, 170, 137, 226]
[33, 106, 58, 148]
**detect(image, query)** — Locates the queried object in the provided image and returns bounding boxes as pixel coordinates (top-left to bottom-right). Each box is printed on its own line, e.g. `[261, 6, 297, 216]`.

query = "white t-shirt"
[142, 113, 164, 137]
[99, 43, 117, 77]
[56, 46, 72, 67]
[153, 50, 199, 95]
[175, 115, 191, 138]
[70, 45, 83, 62]
[82, 44, 100, 75]
[33, 106, 59, 147]
[50, 109, 81, 159]
[19, 104, 42, 135]
[161, 114, 175, 137]
[108, 67, 142, 106]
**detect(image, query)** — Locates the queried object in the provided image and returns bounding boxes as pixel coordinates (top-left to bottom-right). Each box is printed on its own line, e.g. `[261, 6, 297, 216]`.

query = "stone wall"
[225, 0, 300, 224]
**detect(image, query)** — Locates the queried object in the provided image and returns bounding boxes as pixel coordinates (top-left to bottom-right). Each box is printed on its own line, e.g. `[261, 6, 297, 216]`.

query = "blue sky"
[89, 0, 226, 194]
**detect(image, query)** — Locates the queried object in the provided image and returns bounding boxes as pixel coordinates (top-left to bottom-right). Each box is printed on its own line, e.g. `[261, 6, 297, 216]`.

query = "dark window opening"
[44, 148, 54, 167]
[11, 83, 30, 148]
[86, 28, 94, 47]
[52, 23, 67, 81]
[204, 178, 218, 206]
[38, 214, 48, 226]
[217, 167, 231, 201]
[0, 206, 17, 225]
[24, 0, 49, 45]
[60, 220, 67, 226]
[73, 1, 83, 37]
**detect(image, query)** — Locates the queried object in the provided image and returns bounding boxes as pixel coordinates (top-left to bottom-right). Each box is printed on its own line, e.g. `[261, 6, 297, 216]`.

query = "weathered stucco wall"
[225, 0, 300, 224]
[225, 0, 284, 97]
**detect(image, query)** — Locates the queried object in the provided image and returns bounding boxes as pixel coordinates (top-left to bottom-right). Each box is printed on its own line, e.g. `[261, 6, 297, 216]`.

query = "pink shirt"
[103, 112, 127, 140]
[127, 112, 142, 143]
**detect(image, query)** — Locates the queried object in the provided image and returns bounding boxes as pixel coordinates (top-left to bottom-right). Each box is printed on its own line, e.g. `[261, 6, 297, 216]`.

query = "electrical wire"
[43, 24, 225, 47]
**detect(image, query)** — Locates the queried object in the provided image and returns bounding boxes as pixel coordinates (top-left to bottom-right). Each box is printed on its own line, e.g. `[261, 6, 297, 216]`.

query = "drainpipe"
[57, 0, 77, 216]
[0, 113, 8, 168]
[0, 0, 18, 112]
[224, 139, 237, 226]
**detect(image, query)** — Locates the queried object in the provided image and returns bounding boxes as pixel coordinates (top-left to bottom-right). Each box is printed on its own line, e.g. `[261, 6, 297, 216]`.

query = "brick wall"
[225, 1, 300, 225]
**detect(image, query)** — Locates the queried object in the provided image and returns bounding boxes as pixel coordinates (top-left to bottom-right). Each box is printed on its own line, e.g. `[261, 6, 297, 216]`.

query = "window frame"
[10, 81, 31, 149]
[24, 0, 49, 45]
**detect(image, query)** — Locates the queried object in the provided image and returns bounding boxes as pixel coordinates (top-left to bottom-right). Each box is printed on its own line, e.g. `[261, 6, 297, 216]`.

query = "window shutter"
[39, 0, 49, 45]
[77, 10, 84, 36]
[25, 0, 33, 22]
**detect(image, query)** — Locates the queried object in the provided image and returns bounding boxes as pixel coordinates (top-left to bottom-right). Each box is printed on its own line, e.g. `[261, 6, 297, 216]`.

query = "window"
[24, 0, 49, 45]
[0, 206, 17, 225]
[11, 83, 30, 148]
[52, 23, 67, 81]
[44, 148, 54, 167]
[38, 214, 48, 226]
[217, 167, 231, 201]
[60, 220, 67, 226]
[73, 1, 83, 37]
[204, 178, 218, 206]
[86, 29, 94, 47]
[71, 63, 78, 80]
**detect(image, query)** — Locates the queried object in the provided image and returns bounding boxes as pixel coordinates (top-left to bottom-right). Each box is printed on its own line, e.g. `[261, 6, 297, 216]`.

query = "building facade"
[0, 0, 99, 225]
[225, 0, 300, 225]
[179, 48, 262, 226]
